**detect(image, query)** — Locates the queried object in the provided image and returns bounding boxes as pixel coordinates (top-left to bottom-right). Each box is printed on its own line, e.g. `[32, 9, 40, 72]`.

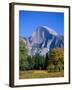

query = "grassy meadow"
[19, 70, 64, 79]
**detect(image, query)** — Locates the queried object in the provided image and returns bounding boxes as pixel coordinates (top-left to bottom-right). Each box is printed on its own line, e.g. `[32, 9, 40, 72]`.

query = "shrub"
[47, 63, 55, 72]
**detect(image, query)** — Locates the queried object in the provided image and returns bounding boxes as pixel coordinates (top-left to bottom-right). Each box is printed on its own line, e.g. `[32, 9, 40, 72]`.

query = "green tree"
[34, 54, 40, 69]
[27, 56, 35, 70]
[19, 40, 29, 71]
[39, 56, 45, 70]
[32, 54, 45, 70]
[44, 53, 49, 69]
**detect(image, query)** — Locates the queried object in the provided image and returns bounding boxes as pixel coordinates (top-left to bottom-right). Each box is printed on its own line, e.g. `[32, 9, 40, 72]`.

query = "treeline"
[19, 40, 64, 72]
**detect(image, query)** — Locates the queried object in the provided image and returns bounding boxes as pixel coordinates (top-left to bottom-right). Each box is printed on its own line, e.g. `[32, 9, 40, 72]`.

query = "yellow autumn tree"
[49, 48, 64, 62]
[48, 48, 64, 71]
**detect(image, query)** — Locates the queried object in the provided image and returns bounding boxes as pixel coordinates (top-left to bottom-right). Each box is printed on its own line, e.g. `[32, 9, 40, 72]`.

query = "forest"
[19, 40, 64, 72]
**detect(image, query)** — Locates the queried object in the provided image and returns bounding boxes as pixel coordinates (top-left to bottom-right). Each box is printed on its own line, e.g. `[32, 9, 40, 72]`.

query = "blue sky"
[19, 10, 64, 37]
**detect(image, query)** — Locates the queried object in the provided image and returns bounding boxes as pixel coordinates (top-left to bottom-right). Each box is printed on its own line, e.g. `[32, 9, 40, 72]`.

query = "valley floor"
[19, 70, 64, 79]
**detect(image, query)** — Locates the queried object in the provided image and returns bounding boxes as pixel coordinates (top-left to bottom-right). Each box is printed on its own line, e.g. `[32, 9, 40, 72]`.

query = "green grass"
[19, 70, 64, 79]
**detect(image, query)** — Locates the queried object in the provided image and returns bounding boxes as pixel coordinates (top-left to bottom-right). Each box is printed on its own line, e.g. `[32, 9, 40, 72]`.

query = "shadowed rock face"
[20, 26, 64, 56]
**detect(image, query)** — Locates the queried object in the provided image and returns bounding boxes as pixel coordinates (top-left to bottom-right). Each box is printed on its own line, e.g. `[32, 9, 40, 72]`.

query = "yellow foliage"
[49, 48, 64, 61]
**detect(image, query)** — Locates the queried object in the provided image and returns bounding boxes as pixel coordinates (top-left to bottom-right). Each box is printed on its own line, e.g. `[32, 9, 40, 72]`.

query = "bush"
[47, 63, 55, 72]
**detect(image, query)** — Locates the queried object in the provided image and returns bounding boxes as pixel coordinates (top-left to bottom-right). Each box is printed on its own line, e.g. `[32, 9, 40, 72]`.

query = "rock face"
[20, 26, 64, 56]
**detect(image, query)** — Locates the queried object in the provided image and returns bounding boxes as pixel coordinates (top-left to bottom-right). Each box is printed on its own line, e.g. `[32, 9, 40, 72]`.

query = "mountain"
[20, 26, 64, 56]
